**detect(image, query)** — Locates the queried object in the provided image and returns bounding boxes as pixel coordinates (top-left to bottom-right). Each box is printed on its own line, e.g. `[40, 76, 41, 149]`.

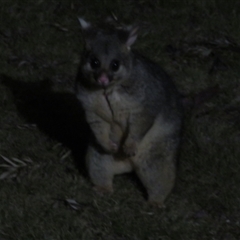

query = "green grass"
[0, 0, 240, 239]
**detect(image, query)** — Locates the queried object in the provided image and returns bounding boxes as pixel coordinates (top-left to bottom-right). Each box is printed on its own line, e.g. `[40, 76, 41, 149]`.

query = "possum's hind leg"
[86, 144, 132, 193]
[133, 119, 180, 207]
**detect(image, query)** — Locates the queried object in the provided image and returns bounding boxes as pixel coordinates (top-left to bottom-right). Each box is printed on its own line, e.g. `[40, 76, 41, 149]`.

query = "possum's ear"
[118, 25, 139, 49]
[78, 18, 93, 49]
[126, 25, 138, 48]
[78, 18, 91, 30]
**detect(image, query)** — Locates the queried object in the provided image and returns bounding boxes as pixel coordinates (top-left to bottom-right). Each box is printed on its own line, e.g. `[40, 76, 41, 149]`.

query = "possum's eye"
[110, 59, 120, 72]
[90, 57, 100, 70]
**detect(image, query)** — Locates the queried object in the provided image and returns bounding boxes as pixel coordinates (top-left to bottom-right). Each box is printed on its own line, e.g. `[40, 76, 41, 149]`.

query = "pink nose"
[97, 73, 109, 86]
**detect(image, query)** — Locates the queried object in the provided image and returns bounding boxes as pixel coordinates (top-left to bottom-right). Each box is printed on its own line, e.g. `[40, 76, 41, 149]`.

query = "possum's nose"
[97, 72, 109, 86]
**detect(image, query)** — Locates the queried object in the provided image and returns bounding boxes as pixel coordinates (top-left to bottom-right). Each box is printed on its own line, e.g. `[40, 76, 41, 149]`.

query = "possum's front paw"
[108, 140, 119, 153]
[100, 140, 118, 154]
[123, 138, 137, 157]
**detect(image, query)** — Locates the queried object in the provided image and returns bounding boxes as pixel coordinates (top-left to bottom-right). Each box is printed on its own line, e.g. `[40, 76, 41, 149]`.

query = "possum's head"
[78, 18, 138, 88]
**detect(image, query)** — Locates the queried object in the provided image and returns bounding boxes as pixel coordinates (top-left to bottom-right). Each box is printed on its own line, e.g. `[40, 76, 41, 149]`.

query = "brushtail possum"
[75, 18, 183, 207]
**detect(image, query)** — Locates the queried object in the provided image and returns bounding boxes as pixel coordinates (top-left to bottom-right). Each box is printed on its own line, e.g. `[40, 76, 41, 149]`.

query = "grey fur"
[75, 19, 183, 207]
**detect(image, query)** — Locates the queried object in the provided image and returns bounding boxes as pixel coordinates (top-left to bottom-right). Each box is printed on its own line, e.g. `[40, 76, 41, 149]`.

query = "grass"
[0, 0, 240, 239]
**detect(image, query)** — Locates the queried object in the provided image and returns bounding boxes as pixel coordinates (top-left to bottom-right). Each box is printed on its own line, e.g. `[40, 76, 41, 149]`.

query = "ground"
[0, 0, 240, 239]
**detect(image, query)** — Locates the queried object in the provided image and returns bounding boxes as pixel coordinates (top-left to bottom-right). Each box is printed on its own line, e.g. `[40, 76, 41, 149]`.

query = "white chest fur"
[77, 85, 137, 129]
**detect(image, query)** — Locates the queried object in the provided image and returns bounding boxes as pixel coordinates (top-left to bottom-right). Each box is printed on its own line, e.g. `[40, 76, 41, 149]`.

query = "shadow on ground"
[0, 74, 90, 176]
